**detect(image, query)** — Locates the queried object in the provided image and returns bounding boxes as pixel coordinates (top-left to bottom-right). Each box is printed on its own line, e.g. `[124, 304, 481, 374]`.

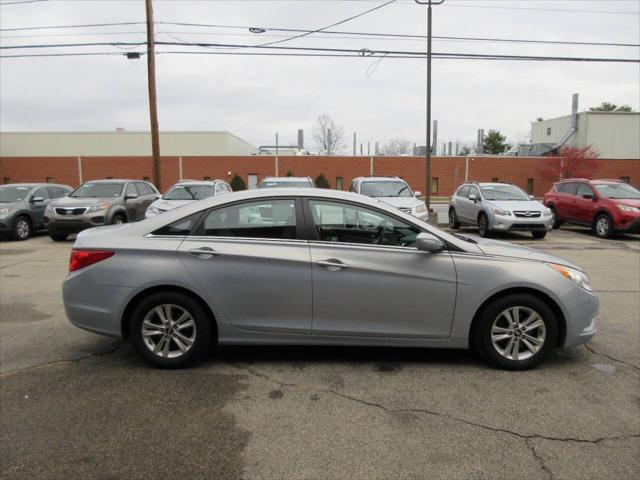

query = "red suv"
[544, 179, 640, 238]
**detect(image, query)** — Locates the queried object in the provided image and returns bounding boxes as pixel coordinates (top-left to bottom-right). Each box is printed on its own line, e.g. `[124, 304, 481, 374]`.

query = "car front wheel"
[130, 292, 213, 368]
[531, 230, 547, 239]
[594, 213, 613, 238]
[12, 216, 32, 241]
[478, 213, 490, 237]
[473, 293, 558, 370]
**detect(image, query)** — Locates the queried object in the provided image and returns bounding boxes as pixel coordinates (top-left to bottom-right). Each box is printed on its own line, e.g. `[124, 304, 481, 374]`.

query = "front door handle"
[188, 247, 219, 259]
[317, 259, 350, 271]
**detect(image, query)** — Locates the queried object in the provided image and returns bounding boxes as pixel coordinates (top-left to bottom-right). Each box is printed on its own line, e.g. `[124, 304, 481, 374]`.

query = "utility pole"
[415, 0, 444, 213]
[145, 0, 161, 189]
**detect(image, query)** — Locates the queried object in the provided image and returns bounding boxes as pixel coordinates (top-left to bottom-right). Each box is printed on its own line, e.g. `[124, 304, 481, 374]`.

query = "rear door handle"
[188, 247, 219, 259]
[317, 259, 350, 271]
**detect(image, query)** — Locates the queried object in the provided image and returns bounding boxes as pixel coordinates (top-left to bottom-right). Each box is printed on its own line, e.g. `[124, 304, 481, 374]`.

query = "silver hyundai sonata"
[63, 188, 597, 369]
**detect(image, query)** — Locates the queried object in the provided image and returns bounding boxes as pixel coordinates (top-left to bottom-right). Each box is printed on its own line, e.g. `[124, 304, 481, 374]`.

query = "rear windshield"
[594, 183, 639, 200]
[259, 181, 312, 189]
[360, 181, 412, 197]
[164, 184, 215, 200]
[0, 186, 32, 203]
[480, 185, 529, 201]
[70, 182, 123, 198]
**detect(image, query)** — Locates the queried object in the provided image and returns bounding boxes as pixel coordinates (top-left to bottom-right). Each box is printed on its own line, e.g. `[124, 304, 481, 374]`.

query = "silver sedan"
[63, 188, 598, 369]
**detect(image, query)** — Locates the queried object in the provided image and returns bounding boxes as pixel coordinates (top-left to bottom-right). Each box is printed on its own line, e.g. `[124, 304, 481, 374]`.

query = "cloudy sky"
[1, 0, 638, 153]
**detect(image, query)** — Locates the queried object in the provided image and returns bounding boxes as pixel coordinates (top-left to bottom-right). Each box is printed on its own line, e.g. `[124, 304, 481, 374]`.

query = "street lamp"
[415, 0, 444, 217]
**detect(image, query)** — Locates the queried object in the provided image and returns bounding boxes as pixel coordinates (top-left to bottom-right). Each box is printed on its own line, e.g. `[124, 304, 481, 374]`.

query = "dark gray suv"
[45, 179, 159, 241]
[0, 183, 72, 240]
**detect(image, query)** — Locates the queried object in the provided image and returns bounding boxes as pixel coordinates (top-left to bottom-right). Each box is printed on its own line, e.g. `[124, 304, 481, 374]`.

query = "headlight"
[491, 207, 511, 216]
[617, 204, 640, 213]
[87, 203, 110, 213]
[414, 204, 427, 214]
[0, 207, 12, 216]
[146, 207, 162, 216]
[548, 263, 592, 292]
[542, 208, 552, 216]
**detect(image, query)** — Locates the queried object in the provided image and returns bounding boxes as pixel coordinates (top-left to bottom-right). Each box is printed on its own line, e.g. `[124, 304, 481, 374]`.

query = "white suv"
[349, 176, 428, 221]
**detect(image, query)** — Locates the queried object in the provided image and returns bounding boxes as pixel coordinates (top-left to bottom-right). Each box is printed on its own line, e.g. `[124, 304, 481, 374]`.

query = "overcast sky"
[1, 0, 639, 153]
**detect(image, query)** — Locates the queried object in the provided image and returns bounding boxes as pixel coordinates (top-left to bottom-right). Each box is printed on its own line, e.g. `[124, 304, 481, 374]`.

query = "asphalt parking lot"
[1, 227, 639, 480]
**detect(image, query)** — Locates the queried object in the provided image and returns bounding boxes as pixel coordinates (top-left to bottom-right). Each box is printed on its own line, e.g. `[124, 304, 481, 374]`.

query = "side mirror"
[415, 191, 423, 197]
[30, 196, 45, 203]
[416, 232, 444, 252]
[529, 195, 535, 200]
[582, 194, 595, 200]
[468, 193, 477, 202]
[125, 193, 138, 200]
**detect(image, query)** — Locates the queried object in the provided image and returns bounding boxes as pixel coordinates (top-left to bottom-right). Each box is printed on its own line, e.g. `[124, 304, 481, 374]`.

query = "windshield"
[70, 182, 123, 198]
[259, 181, 312, 188]
[360, 181, 412, 197]
[594, 183, 639, 200]
[480, 185, 530, 201]
[0, 186, 33, 203]
[164, 184, 215, 200]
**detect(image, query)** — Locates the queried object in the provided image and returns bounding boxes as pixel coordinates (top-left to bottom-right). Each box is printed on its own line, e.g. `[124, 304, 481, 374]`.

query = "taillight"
[69, 250, 114, 272]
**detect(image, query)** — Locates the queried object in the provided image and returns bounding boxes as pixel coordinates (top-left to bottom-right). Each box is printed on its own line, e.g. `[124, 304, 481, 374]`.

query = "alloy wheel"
[449, 210, 457, 228]
[491, 306, 546, 361]
[596, 217, 609, 237]
[114, 216, 124, 224]
[15, 219, 30, 239]
[141, 304, 197, 359]
[478, 215, 488, 236]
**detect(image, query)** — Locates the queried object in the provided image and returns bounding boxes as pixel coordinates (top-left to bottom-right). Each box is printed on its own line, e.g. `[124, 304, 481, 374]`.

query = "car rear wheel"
[473, 294, 558, 370]
[478, 213, 490, 237]
[12, 216, 31, 241]
[130, 292, 213, 368]
[594, 213, 613, 238]
[49, 233, 68, 241]
[448, 209, 461, 229]
[531, 230, 547, 239]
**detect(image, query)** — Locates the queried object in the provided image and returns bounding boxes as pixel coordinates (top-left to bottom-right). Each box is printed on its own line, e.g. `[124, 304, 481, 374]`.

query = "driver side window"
[308, 200, 420, 248]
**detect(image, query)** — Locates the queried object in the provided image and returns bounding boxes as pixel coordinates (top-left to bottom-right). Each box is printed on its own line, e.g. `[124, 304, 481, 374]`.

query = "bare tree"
[312, 114, 345, 155]
[380, 137, 412, 155]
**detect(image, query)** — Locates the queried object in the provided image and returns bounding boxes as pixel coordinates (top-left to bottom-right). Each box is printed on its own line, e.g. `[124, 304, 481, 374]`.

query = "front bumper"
[491, 214, 554, 232]
[561, 284, 598, 348]
[45, 210, 109, 234]
[614, 215, 640, 234]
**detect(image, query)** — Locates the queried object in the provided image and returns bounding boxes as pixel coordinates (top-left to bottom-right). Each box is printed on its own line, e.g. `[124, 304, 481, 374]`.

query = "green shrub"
[315, 173, 330, 189]
[230, 174, 246, 191]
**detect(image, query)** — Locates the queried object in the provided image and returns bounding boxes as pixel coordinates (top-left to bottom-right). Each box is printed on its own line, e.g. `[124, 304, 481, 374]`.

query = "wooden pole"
[145, 0, 161, 189]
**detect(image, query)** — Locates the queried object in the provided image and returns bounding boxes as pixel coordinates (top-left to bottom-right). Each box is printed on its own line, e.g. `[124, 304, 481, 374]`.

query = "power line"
[0, 0, 52, 5]
[0, 22, 145, 32]
[1, 40, 637, 63]
[253, 0, 397, 47]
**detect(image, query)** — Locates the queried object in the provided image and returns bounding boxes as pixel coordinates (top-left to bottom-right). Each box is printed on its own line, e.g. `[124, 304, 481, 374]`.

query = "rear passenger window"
[558, 183, 578, 195]
[152, 212, 202, 236]
[199, 199, 297, 240]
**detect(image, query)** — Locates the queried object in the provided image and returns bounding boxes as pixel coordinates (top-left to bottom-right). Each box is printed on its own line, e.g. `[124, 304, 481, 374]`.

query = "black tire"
[111, 213, 127, 225]
[130, 291, 213, 368]
[593, 213, 613, 239]
[448, 208, 461, 229]
[49, 233, 68, 242]
[11, 215, 32, 241]
[531, 230, 547, 239]
[473, 293, 558, 370]
[478, 213, 490, 238]
[549, 206, 562, 229]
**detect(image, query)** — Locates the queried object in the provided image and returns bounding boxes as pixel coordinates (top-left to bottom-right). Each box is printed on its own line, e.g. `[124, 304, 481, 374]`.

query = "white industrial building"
[529, 111, 640, 159]
[0, 131, 258, 157]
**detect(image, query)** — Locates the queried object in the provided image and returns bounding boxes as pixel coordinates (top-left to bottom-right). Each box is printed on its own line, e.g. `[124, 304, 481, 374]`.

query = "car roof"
[0, 183, 70, 188]
[171, 180, 224, 186]
[261, 177, 312, 182]
[355, 176, 403, 182]
[81, 179, 142, 184]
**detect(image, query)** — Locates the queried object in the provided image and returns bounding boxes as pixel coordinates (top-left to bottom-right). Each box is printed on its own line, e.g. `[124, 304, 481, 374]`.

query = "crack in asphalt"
[0, 343, 122, 378]
[229, 363, 640, 446]
[585, 344, 640, 371]
[526, 439, 555, 480]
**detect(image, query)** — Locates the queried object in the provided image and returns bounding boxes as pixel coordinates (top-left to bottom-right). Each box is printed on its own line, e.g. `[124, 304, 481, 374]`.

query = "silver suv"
[349, 176, 428, 221]
[449, 182, 553, 239]
[45, 179, 159, 241]
[145, 179, 232, 218]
